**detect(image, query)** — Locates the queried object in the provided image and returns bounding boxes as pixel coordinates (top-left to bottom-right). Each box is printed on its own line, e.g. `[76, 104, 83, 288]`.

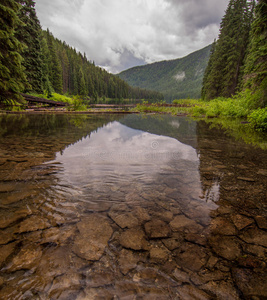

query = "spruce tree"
[0, 0, 28, 104]
[243, 0, 267, 106]
[202, 0, 256, 100]
[45, 29, 63, 94]
[15, 0, 43, 93]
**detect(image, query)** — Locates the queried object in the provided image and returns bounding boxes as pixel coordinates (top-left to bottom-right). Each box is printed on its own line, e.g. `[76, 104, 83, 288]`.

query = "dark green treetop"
[0, 0, 28, 104]
[243, 0, 267, 106]
[15, 0, 43, 93]
[202, 0, 256, 100]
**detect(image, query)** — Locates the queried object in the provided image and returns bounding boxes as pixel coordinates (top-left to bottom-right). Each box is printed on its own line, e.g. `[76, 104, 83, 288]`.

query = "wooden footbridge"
[21, 94, 68, 107]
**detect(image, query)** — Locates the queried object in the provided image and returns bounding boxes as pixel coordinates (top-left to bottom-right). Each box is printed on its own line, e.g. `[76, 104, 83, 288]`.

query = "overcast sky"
[35, 0, 229, 73]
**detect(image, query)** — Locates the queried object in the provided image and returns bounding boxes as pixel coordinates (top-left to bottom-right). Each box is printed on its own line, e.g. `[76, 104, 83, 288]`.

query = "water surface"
[0, 114, 266, 299]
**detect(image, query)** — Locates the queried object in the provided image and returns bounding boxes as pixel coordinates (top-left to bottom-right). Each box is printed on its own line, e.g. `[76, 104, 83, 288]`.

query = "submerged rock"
[209, 235, 241, 261]
[119, 227, 149, 250]
[118, 248, 147, 275]
[232, 268, 267, 298]
[17, 215, 51, 233]
[231, 214, 254, 230]
[240, 227, 267, 247]
[73, 215, 113, 261]
[149, 246, 169, 263]
[108, 211, 139, 228]
[170, 215, 200, 232]
[0, 242, 18, 268]
[6, 244, 42, 272]
[144, 219, 171, 239]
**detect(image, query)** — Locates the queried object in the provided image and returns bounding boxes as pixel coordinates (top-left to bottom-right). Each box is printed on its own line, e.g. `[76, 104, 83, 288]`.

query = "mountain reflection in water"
[0, 114, 266, 299]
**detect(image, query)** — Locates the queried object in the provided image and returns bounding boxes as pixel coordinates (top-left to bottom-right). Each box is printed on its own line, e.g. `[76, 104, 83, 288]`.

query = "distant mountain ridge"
[118, 45, 212, 101]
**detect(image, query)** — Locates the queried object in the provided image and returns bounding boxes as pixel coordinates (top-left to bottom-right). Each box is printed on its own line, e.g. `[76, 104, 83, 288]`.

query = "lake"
[0, 113, 266, 299]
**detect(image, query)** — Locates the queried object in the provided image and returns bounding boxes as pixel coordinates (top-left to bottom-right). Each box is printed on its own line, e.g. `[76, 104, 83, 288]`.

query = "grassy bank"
[134, 90, 267, 132]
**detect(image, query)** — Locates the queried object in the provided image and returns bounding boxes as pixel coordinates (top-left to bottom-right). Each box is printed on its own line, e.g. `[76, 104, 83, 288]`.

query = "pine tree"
[202, 0, 256, 100]
[45, 29, 63, 94]
[0, 0, 28, 104]
[15, 0, 43, 93]
[78, 67, 87, 96]
[243, 0, 267, 106]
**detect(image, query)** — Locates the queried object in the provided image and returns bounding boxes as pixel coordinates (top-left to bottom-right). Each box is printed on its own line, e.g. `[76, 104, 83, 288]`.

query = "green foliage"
[202, 0, 256, 100]
[0, 0, 28, 104]
[67, 96, 87, 111]
[242, 0, 267, 106]
[248, 108, 267, 131]
[202, 117, 267, 150]
[15, 0, 43, 93]
[118, 45, 212, 101]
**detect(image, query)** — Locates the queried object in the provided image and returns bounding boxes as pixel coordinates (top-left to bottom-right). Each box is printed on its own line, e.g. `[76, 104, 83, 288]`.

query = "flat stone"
[206, 255, 219, 269]
[17, 215, 50, 233]
[6, 244, 42, 272]
[243, 244, 266, 258]
[108, 211, 139, 228]
[42, 225, 76, 245]
[177, 285, 212, 300]
[240, 227, 267, 247]
[185, 233, 207, 246]
[0, 210, 29, 229]
[172, 268, 190, 283]
[48, 272, 82, 300]
[0, 242, 18, 267]
[133, 267, 171, 287]
[76, 287, 114, 300]
[162, 237, 183, 250]
[118, 248, 146, 275]
[0, 228, 16, 245]
[232, 268, 267, 298]
[210, 217, 237, 235]
[73, 215, 113, 261]
[190, 270, 226, 285]
[83, 201, 112, 212]
[0, 182, 15, 192]
[134, 206, 151, 222]
[254, 215, 267, 229]
[144, 219, 171, 239]
[36, 246, 71, 278]
[1, 190, 37, 205]
[174, 243, 207, 272]
[151, 210, 174, 222]
[119, 227, 149, 250]
[85, 271, 115, 288]
[170, 215, 200, 232]
[209, 235, 241, 260]
[201, 280, 240, 300]
[149, 246, 169, 263]
[231, 214, 254, 230]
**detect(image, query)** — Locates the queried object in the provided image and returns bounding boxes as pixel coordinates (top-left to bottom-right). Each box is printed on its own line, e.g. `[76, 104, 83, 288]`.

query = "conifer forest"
[0, 0, 163, 104]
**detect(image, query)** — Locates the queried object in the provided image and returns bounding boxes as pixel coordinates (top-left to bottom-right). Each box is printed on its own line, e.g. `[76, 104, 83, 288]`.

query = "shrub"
[248, 108, 267, 131]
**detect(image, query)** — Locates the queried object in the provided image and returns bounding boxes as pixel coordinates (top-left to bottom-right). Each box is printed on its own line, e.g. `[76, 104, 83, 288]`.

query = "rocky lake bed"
[0, 114, 266, 299]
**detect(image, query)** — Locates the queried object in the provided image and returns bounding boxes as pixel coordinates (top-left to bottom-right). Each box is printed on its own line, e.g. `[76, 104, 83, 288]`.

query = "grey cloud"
[35, 0, 229, 73]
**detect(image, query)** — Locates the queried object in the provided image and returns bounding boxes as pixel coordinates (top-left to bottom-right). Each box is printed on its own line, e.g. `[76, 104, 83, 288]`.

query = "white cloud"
[35, 0, 229, 73]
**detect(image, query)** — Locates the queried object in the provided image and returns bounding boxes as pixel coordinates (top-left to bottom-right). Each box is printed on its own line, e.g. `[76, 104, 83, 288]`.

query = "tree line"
[0, 0, 163, 105]
[202, 0, 266, 107]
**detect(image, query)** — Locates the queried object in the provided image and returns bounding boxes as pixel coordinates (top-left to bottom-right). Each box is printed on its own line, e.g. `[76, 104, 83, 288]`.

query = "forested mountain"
[202, 0, 266, 106]
[40, 30, 163, 101]
[118, 45, 212, 101]
[0, 0, 163, 104]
